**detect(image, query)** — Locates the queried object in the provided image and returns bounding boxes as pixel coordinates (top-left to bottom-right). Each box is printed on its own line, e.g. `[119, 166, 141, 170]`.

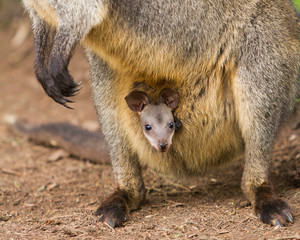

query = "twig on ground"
[165, 179, 192, 191]
[103, 222, 116, 232]
[1, 168, 21, 176]
[266, 235, 300, 240]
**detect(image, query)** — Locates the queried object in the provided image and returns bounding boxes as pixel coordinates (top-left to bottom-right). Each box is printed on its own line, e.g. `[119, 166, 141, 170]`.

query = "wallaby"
[125, 88, 180, 152]
[22, 0, 299, 228]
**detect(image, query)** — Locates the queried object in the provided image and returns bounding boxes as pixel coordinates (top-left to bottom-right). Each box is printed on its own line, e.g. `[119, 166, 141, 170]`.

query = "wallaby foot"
[255, 183, 293, 226]
[48, 68, 81, 108]
[95, 190, 129, 228]
[36, 67, 80, 109]
[96, 181, 146, 228]
[47, 56, 81, 108]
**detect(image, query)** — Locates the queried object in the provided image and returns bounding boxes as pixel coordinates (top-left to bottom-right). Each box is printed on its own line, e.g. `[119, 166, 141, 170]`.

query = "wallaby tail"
[12, 120, 110, 164]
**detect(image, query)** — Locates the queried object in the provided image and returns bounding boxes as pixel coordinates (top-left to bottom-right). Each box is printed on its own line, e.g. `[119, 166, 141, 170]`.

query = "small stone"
[82, 121, 99, 132]
[0, 215, 11, 221]
[47, 183, 58, 191]
[210, 178, 217, 183]
[239, 200, 251, 208]
[2, 114, 17, 125]
[13, 198, 21, 206]
[47, 150, 68, 162]
[38, 185, 47, 192]
[289, 134, 297, 141]
[49, 140, 58, 147]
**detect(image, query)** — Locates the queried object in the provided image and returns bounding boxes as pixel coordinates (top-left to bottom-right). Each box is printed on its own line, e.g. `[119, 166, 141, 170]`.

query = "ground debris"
[0, 214, 12, 221]
[47, 149, 69, 162]
[45, 219, 63, 226]
[188, 233, 198, 238]
[63, 226, 81, 237]
[1, 168, 21, 176]
[238, 200, 251, 208]
[216, 230, 229, 235]
[13, 198, 22, 206]
[265, 235, 300, 240]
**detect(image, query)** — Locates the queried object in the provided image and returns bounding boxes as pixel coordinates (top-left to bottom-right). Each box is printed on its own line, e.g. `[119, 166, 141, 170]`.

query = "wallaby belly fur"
[87, 1, 298, 177]
[22, 0, 300, 227]
[88, 2, 244, 176]
[114, 75, 243, 177]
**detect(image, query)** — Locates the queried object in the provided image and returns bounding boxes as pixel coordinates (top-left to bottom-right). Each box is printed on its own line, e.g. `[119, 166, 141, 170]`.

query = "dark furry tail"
[13, 120, 110, 164]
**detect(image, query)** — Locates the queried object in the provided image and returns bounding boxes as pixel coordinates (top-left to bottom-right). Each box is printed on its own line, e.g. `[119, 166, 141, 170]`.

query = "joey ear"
[125, 91, 149, 112]
[159, 88, 180, 110]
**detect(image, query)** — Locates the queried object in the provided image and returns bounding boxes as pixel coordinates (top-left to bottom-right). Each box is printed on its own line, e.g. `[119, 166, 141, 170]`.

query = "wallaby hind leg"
[233, 9, 299, 224]
[88, 53, 146, 228]
[95, 153, 145, 228]
[241, 134, 293, 226]
[233, 65, 296, 226]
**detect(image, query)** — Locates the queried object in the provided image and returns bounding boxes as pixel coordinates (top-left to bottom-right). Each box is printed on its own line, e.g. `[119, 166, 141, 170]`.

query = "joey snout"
[158, 142, 168, 152]
[153, 140, 170, 152]
[143, 132, 173, 152]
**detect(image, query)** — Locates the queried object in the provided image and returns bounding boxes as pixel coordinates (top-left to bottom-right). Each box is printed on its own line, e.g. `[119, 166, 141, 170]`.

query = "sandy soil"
[0, 3, 299, 239]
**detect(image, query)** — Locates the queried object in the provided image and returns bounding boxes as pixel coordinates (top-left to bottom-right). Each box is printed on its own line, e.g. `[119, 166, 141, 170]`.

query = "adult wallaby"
[22, 0, 299, 228]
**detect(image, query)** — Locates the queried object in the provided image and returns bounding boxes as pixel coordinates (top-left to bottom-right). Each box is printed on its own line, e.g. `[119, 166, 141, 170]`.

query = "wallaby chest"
[112, 71, 243, 177]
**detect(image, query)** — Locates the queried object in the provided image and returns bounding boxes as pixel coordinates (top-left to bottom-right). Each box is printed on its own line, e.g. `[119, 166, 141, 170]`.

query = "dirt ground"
[0, 3, 300, 240]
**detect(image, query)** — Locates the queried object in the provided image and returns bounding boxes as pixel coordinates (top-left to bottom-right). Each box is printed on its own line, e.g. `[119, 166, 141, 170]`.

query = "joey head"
[125, 88, 179, 152]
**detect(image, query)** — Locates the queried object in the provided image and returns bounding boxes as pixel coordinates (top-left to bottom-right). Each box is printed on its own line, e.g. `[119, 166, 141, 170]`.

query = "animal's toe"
[95, 190, 129, 228]
[256, 198, 293, 226]
[97, 209, 127, 228]
[274, 219, 283, 227]
[283, 210, 294, 224]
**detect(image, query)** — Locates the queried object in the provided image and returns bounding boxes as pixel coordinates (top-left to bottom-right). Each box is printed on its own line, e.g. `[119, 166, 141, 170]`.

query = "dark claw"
[56, 97, 73, 109]
[53, 95, 73, 109]
[274, 219, 283, 227]
[64, 97, 74, 103]
[56, 98, 66, 105]
[69, 91, 80, 97]
[283, 211, 294, 224]
[256, 196, 293, 226]
[49, 62, 81, 98]
[49, 85, 76, 109]
[62, 103, 73, 109]
[96, 204, 127, 228]
[62, 84, 81, 98]
[107, 219, 116, 228]
[95, 190, 129, 228]
[35, 60, 82, 108]
[74, 85, 83, 92]
[69, 86, 82, 96]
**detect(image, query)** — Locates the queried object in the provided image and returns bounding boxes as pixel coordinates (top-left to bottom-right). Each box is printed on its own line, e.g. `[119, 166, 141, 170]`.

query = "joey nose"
[159, 143, 168, 151]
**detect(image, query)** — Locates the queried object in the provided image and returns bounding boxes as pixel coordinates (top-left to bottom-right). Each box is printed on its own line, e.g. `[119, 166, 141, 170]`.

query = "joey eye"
[145, 124, 152, 131]
[169, 122, 174, 129]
